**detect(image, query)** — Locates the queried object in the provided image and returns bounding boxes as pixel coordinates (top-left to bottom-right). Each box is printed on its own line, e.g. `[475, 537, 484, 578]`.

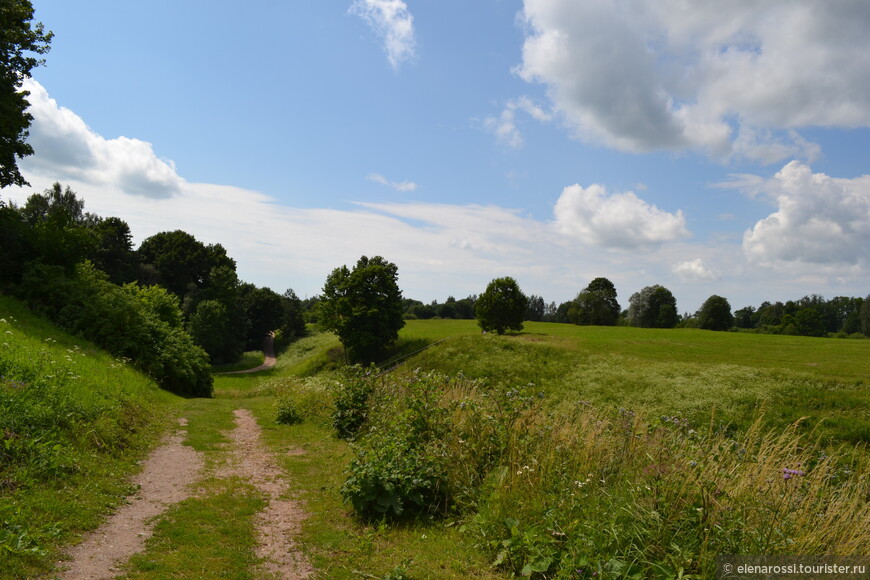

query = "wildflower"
[782, 467, 806, 480]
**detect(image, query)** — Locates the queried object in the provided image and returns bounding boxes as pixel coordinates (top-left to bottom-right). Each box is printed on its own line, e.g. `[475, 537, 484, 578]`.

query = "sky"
[5, 0, 870, 313]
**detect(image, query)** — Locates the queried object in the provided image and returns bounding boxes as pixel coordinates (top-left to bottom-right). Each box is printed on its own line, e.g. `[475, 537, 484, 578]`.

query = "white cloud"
[350, 0, 416, 70]
[673, 258, 720, 282]
[741, 161, 870, 266]
[21, 79, 184, 198]
[9, 82, 869, 311]
[484, 96, 553, 148]
[553, 183, 690, 249]
[515, 0, 870, 162]
[367, 173, 418, 192]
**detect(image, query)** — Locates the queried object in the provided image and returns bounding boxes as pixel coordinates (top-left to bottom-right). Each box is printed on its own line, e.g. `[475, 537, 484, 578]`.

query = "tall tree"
[137, 230, 235, 297]
[318, 255, 405, 363]
[0, 0, 52, 187]
[475, 276, 528, 335]
[571, 277, 620, 326]
[628, 285, 678, 329]
[696, 295, 734, 331]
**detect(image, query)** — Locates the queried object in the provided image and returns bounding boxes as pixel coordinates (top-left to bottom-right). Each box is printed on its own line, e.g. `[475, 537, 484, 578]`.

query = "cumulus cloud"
[553, 183, 690, 249]
[484, 96, 553, 148]
[741, 161, 870, 266]
[21, 79, 184, 198]
[515, 0, 870, 162]
[367, 173, 418, 192]
[673, 258, 720, 282]
[350, 0, 416, 70]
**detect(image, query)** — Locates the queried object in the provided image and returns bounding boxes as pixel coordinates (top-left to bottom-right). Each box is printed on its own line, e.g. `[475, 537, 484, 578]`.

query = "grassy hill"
[0, 294, 178, 578]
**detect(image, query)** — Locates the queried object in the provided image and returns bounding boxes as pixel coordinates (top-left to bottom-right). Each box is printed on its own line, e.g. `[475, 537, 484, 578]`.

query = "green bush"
[332, 365, 376, 440]
[275, 396, 303, 425]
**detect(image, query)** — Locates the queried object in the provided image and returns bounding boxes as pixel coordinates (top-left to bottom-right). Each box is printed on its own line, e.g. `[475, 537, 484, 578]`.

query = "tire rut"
[54, 418, 204, 579]
[219, 408, 312, 579]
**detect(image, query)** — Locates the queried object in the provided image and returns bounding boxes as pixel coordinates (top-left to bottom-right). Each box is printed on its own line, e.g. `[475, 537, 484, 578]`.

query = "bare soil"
[216, 334, 277, 375]
[218, 409, 312, 579]
[54, 404, 311, 578]
[55, 418, 204, 579]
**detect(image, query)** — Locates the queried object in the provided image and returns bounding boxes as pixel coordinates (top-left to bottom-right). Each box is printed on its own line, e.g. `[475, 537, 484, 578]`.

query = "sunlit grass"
[0, 294, 178, 579]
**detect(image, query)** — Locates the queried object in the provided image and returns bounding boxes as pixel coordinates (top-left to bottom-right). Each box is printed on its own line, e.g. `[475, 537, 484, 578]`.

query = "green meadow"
[2, 302, 869, 578]
[401, 320, 870, 444]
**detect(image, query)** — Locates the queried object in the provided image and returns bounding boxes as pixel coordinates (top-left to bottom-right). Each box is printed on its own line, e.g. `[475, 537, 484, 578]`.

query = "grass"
[404, 323, 870, 445]
[0, 294, 179, 579]
[211, 350, 265, 373]
[5, 306, 869, 578]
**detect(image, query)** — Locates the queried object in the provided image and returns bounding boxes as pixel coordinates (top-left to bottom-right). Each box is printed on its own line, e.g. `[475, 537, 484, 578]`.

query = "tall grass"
[0, 295, 175, 578]
[340, 369, 869, 578]
[410, 333, 870, 445]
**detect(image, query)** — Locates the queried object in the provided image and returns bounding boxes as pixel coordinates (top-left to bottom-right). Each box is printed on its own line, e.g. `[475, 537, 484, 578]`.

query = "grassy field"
[399, 320, 870, 444]
[3, 307, 869, 578]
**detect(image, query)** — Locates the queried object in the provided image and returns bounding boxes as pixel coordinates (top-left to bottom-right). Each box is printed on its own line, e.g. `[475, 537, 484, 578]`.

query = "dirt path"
[218, 409, 312, 579]
[216, 334, 277, 375]
[55, 418, 204, 579]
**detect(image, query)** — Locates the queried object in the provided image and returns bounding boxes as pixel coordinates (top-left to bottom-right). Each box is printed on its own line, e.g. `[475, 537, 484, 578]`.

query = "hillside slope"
[0, 294, 179, 579]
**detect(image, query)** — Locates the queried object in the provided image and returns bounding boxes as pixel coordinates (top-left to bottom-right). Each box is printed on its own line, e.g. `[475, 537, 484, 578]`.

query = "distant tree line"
[383, 274, 869, 340]
[1, 184, 306, 396]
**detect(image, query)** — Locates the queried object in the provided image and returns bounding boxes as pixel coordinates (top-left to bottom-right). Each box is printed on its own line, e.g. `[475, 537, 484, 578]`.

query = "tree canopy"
[475, 276, 528, 335]
[0, 0, 52, 188]
[628, 285, 678, 329]
[569, 277, 620, 326]
[696, 295, 734, 331]
[318, 255, 405, 363]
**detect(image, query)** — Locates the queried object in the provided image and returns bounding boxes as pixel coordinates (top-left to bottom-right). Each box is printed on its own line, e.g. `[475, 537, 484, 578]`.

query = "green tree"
[89, 216, 136, 283]
[628, 285, 678, 328]
[793, 307, 826, 337]
[137, 230, 235, 297]
[525, 294, 545, 322]
[696, 295, 734, 331]
[475, 276, 528, 335]
[19, 183, 99, 272]
[0, 0, 52, 188]
[860, 296, 870, 336]
[571, 277, 620, 326]
[280, 288, 306, 341]
[318, 255, 405, 363]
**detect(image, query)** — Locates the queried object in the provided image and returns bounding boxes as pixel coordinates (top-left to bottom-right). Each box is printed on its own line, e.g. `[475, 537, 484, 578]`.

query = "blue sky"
[6, 0, 870, 312]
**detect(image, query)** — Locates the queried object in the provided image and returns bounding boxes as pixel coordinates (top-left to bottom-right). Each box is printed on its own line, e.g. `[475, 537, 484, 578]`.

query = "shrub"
[332, 365, 376, 440]
[275, 396, 303, 425]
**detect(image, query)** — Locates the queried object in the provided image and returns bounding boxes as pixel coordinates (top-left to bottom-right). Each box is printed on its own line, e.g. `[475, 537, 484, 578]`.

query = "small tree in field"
[476, 277, 528, 335]
[318, 255, 405, 363]
[696, 295, 734, 331]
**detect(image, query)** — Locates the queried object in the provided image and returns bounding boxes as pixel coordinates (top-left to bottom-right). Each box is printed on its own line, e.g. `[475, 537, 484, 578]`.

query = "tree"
[696, 295, 734, 331]
[733, 306, 755, 329]
[793, 307, 826, 337]
[861, 296, 870, 337]
[475, 276, 528, 335]
[627, 285, 678, 328]
[524, 294, 545, 322]
[571, 277, 620, 326]
[318, 255, 405, 363]
[0, 0, 52, 188]
[137, 230, 235, 297]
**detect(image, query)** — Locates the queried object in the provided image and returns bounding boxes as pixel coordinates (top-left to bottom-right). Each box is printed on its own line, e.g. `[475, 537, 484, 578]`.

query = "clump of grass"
[256, 375, 336, 425]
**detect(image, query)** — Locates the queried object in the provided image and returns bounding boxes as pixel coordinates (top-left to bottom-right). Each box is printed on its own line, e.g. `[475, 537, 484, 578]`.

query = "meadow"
[2, 304, 869, 578]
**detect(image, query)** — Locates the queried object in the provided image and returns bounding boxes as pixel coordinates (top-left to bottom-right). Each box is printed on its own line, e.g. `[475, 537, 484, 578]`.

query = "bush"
[275, 396, 303, 425]
[332, 365, 376, 440]
[340, 370, 538, 522]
